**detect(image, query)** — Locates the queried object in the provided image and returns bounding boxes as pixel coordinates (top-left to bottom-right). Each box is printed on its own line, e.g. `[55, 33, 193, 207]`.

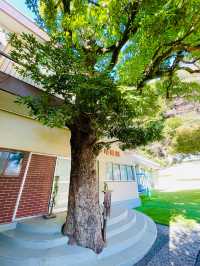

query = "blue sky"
[7, 0, 35, 21]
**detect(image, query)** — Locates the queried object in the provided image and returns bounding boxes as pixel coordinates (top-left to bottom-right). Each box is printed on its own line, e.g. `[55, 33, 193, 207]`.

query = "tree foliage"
[173, 125, 200, 154]
[9, 32, 163, 151]
[24, 0, 200, 84]
[10, 0, 200, 151]
[164, 116, 183, 138]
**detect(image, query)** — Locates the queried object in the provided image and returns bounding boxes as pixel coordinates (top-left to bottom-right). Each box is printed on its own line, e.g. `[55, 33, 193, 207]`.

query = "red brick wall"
[0, 151, 29, 224]
[16, 154, 56, 218]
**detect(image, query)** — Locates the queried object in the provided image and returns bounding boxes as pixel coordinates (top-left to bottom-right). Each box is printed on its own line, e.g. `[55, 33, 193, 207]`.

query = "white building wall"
[98, 148, 140, 207]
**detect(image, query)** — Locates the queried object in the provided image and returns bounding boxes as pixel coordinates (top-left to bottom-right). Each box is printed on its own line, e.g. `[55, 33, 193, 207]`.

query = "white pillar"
[12, 152, 32, 221]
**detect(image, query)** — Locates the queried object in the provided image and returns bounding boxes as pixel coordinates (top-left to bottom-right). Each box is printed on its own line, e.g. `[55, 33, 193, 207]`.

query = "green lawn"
[136, 190, 200, 225]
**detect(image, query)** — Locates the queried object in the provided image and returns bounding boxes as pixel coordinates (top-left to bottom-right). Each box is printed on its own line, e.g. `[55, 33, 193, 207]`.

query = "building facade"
[0, 0, 159, 228]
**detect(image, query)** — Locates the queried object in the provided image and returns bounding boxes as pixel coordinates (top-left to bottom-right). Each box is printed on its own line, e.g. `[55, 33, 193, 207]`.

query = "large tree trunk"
[62, 125, 104, 254]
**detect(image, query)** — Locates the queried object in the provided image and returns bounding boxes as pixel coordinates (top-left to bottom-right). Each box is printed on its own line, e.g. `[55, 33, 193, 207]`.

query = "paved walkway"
[136, 220, 200, 266]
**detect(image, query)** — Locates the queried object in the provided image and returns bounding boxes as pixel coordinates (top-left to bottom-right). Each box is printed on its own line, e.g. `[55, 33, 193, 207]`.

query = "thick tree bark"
[62, 125, 104, 254]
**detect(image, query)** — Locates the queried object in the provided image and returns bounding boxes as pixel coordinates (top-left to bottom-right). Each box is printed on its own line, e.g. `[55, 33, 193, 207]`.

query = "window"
[0, 28, 8, 50]
[113, 164, 121, 181]
[120, 165, 128, 181]
[135, 165, 140, 175]
[0, 151, 24, 176]
[131, 166, 136, 180]
[127, 166, 133, 181]
[106, 163, 136, 181]
[106, 162, 113, 180]
[140, 168, 145, 176]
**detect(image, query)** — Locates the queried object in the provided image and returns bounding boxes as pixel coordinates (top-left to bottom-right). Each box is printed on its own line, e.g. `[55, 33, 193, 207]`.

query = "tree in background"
[173, 125, 200, 154]
[9, 0, 200, 253]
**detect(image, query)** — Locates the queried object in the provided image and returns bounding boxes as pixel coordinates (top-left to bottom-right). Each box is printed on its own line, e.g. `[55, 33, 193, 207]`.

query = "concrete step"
[0, 230, 68, 249]
[1, 209, 133, 250]
[16, 207, 127, 235]
[0, 207, 130, 250]
[107, 210, 136, 239]
[94, 216, 157, 266]
[99, 211, 147, 258]
[108, 207, 128, 226]
[0, 239, 96, 266]
[0, 209, 157, 266]
[16, 212, 67, 234]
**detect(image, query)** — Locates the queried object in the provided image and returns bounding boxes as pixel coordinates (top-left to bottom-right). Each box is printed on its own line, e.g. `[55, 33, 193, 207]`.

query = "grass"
[136, 189, 200, 225]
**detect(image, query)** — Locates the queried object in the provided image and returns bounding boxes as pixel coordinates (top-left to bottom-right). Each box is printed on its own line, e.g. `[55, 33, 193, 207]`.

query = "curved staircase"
[0, 207, 157, 266]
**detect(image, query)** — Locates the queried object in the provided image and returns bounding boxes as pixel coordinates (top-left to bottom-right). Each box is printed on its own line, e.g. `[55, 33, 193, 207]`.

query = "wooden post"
[102, 182, 112, 243]
[43, 175, 59, 219]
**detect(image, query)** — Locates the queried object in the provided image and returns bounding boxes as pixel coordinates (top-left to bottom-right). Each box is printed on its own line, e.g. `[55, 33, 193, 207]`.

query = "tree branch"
[137, 46, 175, 89]
[136, 23, 199, 89]
[164, 26, 195, 47]
[55, 0, 62, 9]
[181, 57, 200, 64]
[61, 0, 71, 14]
[96, 139, 120, 146]
[107, 1, 142, 70]
[176, 66, 200, 74]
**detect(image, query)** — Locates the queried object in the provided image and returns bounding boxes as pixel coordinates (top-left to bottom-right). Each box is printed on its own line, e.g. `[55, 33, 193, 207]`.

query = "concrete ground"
[156, 161, 200, 192]
[136, 220, 200, 266]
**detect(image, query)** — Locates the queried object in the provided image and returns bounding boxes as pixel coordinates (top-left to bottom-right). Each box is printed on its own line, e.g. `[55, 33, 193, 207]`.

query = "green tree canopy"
[25, 0, 200, 87]
[10, 32, 164, 151]
[173, 125, 200, 154]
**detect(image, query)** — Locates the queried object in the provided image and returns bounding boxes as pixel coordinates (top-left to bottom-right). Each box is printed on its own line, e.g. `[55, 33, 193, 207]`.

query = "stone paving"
[136, 220, 200, 266]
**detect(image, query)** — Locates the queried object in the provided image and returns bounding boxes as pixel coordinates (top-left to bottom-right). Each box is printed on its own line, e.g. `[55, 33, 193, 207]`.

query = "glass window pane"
[120, 165, 128, 181]
[4, 152, 24, 176]
[0, 28, 9, 50]
[141, 168, 145, 175]
[131, 166, 136, 181]
[106, 162, 113, 180]
[126, 166, 133, 181]
[135, 165, 140, 174]
[113, 164, 121, 181]
[0, 152, 9, 175]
